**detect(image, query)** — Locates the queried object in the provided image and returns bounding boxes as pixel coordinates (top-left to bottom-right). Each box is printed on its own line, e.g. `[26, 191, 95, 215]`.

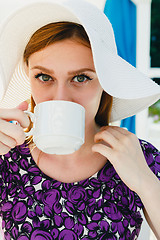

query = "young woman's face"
[27, 39, 103, 128]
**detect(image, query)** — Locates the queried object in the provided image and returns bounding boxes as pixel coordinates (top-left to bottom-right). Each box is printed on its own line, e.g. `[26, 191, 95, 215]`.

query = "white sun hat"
[0, 0, 159, 123]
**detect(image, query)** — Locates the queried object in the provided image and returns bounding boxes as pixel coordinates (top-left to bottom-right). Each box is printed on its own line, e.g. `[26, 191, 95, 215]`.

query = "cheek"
[30, 80, 46, 104]
[79, 86, 103, 116]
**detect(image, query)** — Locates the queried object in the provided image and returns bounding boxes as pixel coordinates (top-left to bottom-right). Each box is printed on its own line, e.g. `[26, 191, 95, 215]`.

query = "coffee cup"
[24, 100, 85, 155]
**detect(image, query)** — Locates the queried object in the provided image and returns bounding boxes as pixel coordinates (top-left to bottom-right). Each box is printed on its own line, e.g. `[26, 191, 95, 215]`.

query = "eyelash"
[34, 72, 93, 83]
[35, 73, 51, 82]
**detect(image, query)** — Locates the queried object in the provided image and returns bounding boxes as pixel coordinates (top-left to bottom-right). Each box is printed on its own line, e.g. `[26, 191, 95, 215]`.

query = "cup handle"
[24, 110, 34, 136]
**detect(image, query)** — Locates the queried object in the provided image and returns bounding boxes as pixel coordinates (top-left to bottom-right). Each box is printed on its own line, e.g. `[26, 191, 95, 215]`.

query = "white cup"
[24, 100, 85, 155]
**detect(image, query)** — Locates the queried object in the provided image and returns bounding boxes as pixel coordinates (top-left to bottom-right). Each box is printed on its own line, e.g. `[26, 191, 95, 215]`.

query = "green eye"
[73, 74, 92, 83]
[35, 73, 52, 82]
[77, 76, 86, 82]
[41, 75, 50, 81]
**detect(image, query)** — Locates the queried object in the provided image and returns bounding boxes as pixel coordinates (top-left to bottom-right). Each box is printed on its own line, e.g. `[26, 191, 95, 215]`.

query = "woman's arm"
[92, 126, 160, 237]
[141, 172, 160, 239]
[144, 208, 160, 239]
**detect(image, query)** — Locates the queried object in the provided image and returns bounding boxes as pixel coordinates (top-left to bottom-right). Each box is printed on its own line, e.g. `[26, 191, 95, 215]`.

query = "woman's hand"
[0, 101, 30, 155]
[92, 126, 151, 193]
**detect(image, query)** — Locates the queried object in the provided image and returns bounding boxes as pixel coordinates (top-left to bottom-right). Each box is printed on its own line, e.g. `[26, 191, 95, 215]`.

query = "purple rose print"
[31, 176, 42, 185]
[64, 217, 74, 229]
[27, 197, 34, 206]
[11, 226, 18, 239]
[43, 189, 60, 208]
[17, 236, 29, 240]
[28, 166, 40, 175]
[68, 186, 87, 204]
[111, 221, 125, 236]
[42, 180, 51, 190]
[35, 190, 43, 202]
[20, 158, 29, 170]
[35, 205, 43, 217]
[53, 201, 62, 214]
[54, 215, 63, 227]
[21, 222, 32, 234]
[59, 229, 78, 240]
[104, 202, 122, 221]
[31, 230, 52, 240]
[74, 223, 84, 237]
[87, 222, 99, 238]
[90, 178, 101, 188]
[92, 213, 102, 221]
[155, 155, 160, 173]
[2, 202, 13, 212]
[51, 229, 59, 239]
[28, 210, 36, 219]
[98, 163, 116, 182]
[33, 216, 40, 228]
[99, 234, 117, 240]
[22, 174, 30, 185]
[103, 188, 112, 200]
[65, 201, 75, 214]
[1, 140, 159, 239]
[25, 186, 35, 195]
[12, 152, 19, 160]
[94, 188, 101, 198]
[12, 202, 27, 222]
[78, 213, 88, 225]
[44, 205, 53, 217]
[17, 143, 30, 155]
[4, 232, 11, 240]
[10, 162, 19, 172]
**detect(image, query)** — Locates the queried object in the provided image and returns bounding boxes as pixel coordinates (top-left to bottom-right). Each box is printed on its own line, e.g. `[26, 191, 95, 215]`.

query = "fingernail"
[11, 121, 20, 126]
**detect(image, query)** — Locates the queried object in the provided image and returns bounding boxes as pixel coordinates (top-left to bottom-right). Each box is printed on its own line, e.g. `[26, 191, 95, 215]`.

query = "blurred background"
[0, 0, 160, 239]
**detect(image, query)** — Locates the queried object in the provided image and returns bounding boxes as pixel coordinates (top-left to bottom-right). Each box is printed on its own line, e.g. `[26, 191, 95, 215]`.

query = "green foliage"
[149, 100, 160, 123]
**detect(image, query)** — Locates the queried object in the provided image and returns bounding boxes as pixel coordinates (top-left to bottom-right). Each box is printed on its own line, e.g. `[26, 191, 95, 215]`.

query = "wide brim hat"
[0, 0, 159, 123]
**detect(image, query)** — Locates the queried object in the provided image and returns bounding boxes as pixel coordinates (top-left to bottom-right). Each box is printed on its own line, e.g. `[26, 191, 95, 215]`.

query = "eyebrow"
[31, 66, 96, 75]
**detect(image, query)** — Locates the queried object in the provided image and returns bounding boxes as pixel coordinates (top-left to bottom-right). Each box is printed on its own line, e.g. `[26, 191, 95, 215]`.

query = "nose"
[52, 83, 72, 102]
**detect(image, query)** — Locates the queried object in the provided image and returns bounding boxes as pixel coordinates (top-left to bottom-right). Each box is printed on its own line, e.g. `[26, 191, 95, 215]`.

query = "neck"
[55, 121, 100, 158]
[29, 122, 107, 183]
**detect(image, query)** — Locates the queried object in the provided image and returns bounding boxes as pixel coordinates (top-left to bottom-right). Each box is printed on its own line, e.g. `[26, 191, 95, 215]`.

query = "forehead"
[28, 39, 95, 69]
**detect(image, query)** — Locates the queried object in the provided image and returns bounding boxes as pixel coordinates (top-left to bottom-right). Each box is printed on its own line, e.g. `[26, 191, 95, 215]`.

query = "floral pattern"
[0, 139, 159, 240]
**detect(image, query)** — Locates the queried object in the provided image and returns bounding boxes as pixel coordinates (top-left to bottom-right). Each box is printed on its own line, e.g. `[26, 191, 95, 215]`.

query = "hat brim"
[0, 0, 159, 122]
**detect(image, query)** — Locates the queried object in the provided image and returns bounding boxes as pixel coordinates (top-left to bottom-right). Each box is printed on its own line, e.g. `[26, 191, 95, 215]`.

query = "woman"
[0, 0, 160, 239]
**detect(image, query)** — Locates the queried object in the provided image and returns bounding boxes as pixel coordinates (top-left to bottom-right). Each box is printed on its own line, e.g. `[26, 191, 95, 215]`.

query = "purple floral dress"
[0, 139, 160, 240]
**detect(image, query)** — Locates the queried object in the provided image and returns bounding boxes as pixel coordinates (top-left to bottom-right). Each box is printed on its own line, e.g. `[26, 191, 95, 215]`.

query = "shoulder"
[139, 139, 160, 179]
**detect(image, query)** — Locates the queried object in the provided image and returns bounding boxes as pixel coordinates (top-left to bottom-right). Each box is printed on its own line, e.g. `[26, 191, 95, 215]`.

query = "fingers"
[0, 101, 30, 155]
[0, 108, 30, 128]
[0, 142, 12, 155]
[92, 143, 112, 159]
[93, 126, 136, 156]
[94, 129, 118, 148]
[0, 119, 26, 146]
[100, 125, 130, 136]
[0, 132, 17, 149]
[16, 100, 29, 111]
[0, 133, 17, 155]
[94, 126, 121, 148]
[95, 126, 133, 144]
